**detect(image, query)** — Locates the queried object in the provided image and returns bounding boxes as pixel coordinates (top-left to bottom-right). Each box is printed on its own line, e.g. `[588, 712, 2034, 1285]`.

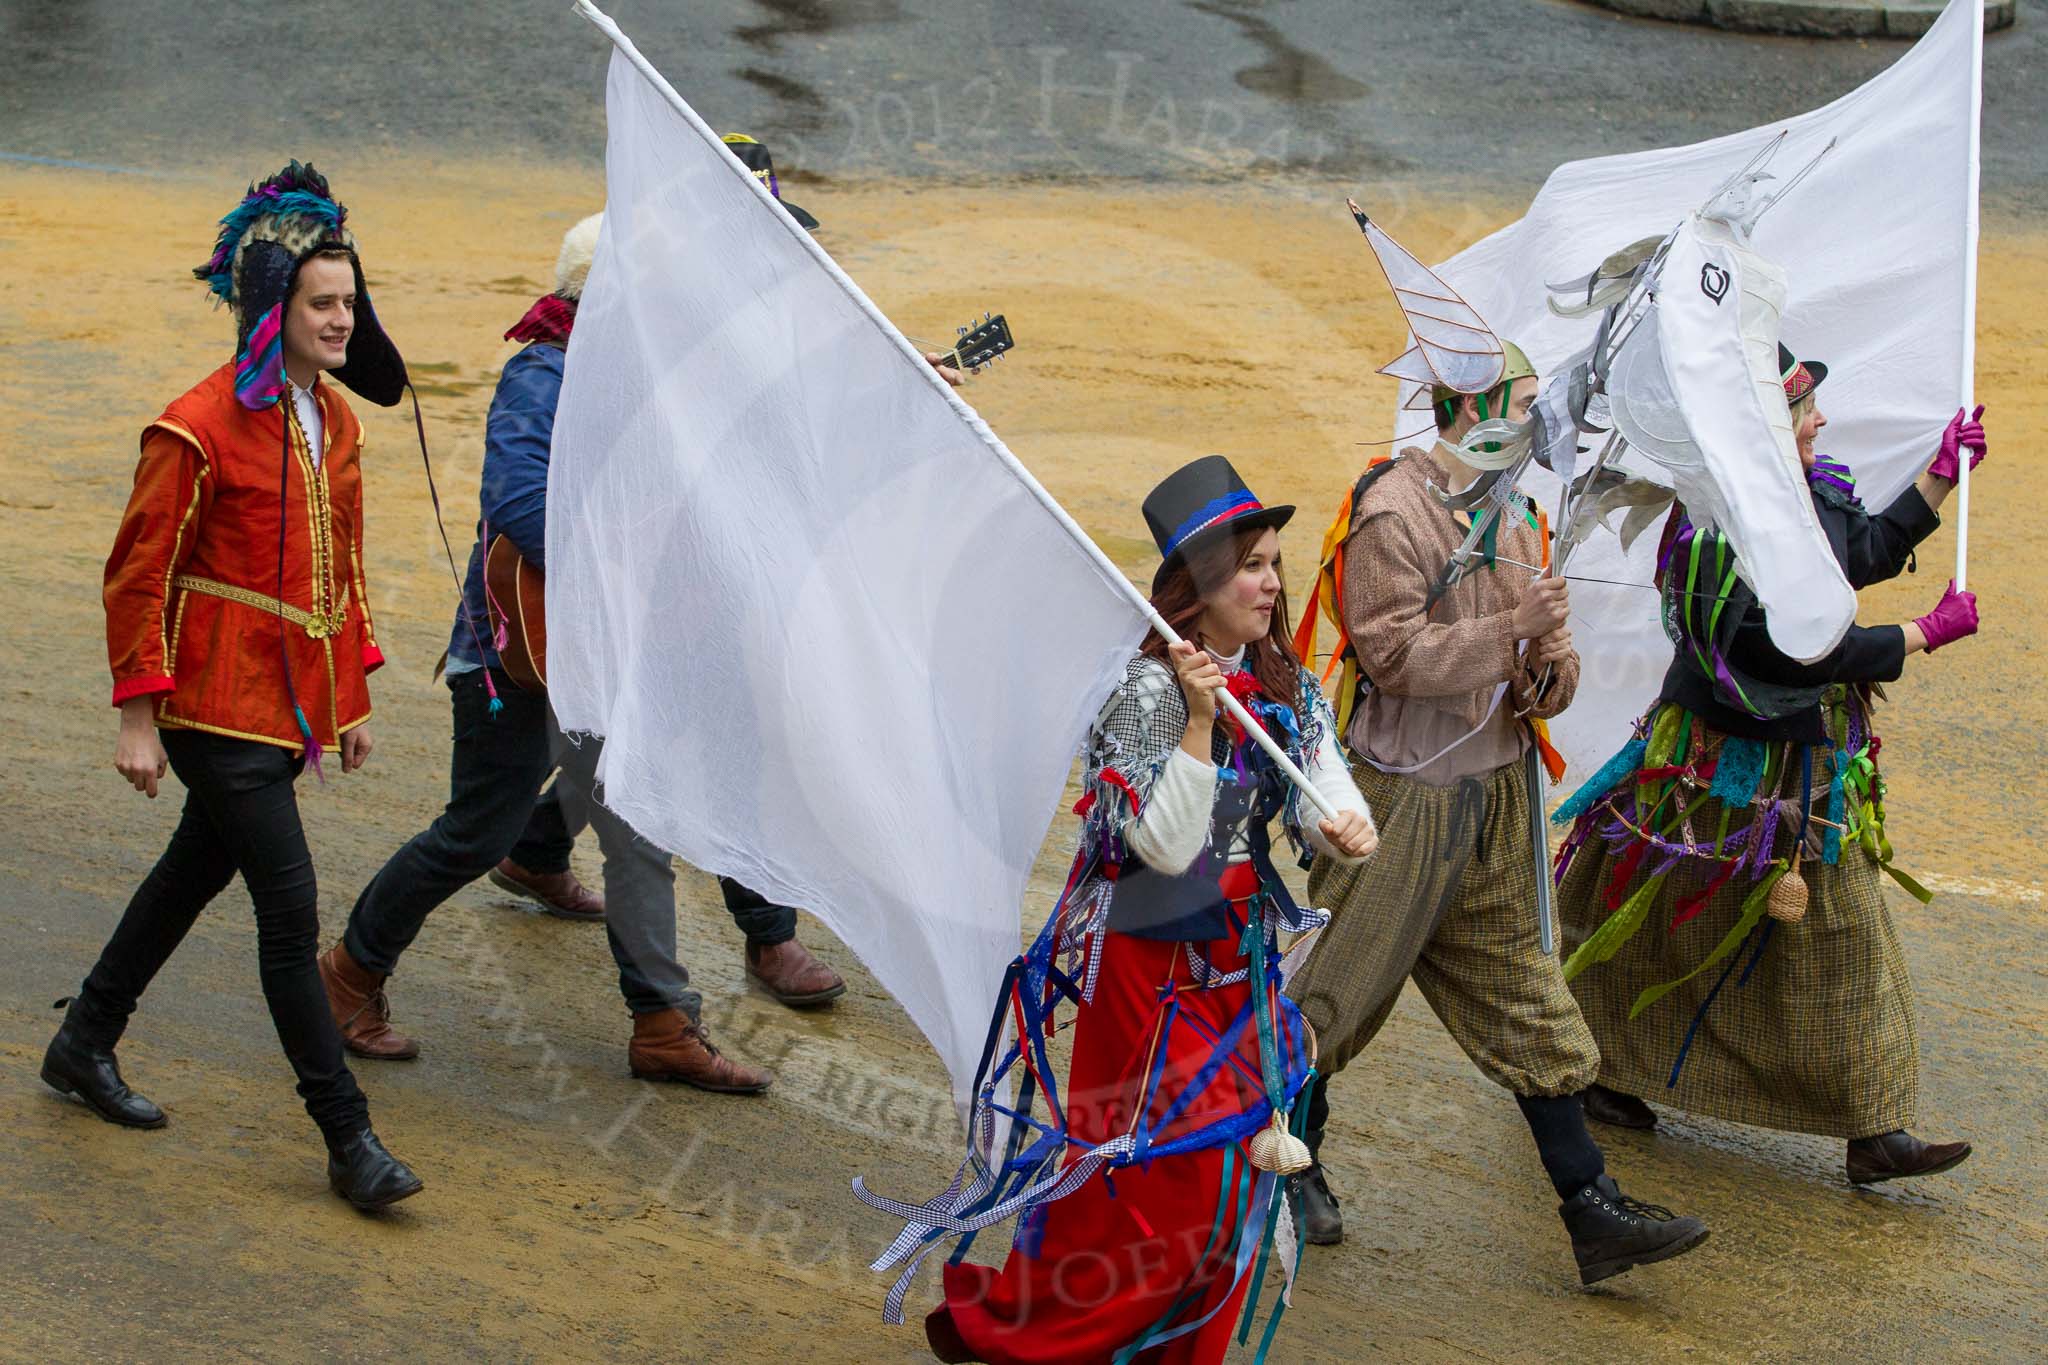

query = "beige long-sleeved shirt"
[1341, 447, 1578, 787]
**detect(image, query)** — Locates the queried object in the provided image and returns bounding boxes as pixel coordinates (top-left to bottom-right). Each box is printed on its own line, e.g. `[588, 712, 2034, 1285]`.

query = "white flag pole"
[1956, 0, 1984, 591]
[570, 0, 1349, 826]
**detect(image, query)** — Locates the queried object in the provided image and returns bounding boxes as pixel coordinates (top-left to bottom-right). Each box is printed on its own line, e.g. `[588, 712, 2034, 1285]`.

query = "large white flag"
[547, 7, 1148, 1113]
[1398, 0, 1983, 775]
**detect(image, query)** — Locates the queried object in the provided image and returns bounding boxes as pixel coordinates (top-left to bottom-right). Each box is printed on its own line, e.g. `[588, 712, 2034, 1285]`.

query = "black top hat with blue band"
[1142, 456, 1294, 574]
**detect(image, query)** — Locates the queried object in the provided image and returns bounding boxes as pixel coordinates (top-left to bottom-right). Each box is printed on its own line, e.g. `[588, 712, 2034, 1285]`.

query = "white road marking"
[1912, 872, 2043, 905]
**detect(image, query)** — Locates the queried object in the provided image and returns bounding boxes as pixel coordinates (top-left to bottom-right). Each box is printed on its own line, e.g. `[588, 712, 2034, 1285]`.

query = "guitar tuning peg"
[984, 311, 993, 322]
[957, 325, 969, 336]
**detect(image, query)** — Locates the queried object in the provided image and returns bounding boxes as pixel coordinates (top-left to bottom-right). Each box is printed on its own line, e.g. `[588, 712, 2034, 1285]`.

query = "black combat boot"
[40, 998, 166, 1129]
[1288, 1074, 1343, 1244]
[1291, 1163, 1344, 1246]
[1559, 1175, 1708, 1285]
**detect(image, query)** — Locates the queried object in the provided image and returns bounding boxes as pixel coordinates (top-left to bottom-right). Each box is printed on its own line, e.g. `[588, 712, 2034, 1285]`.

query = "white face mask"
[1444, 419, 1534, 472]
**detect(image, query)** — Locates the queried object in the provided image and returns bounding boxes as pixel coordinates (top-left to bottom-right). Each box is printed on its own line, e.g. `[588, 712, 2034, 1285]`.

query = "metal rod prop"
[1956, 0, 1985, 590]
[575, 0, 1346, 827]
[1526, 744, 1556, 954]
[1534, 431, 1629, 699]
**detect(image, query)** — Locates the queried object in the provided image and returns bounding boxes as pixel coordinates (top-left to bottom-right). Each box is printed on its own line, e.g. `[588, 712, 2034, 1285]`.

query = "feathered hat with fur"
[194, 161, 409, 411]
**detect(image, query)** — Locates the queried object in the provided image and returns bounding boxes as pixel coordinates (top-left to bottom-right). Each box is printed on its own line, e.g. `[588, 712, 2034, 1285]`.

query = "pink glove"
[1929, 404, 1987, 484]
[1914, 580, 1979, 653]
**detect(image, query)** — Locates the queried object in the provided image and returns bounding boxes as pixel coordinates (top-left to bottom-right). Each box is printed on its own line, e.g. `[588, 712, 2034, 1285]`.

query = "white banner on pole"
[549, 5, 1149, 1115]
[1399, 0, 1984, 776]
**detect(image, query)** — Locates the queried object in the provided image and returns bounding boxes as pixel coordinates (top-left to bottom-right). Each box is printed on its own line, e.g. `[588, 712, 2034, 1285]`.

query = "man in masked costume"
[1553, 346, 1983, 1186]
[1283, 211, 1709, 1285]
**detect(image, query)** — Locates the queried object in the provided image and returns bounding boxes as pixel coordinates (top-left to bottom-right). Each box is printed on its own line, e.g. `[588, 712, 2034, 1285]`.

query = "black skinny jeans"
[76, 730, 371, 1144]
[344, 668, 553, 974]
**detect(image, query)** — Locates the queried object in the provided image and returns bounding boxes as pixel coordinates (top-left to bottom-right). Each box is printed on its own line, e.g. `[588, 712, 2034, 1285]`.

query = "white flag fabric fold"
[1401, 0, 1982, 775]
[1601, 210, 1859, 662]
[548, 7, 1148, 1114]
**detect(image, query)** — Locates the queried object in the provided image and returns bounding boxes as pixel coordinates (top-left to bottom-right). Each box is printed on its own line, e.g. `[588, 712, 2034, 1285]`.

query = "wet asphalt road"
[4, 0, 2047, 206]
[4, 5, 2047, 1359]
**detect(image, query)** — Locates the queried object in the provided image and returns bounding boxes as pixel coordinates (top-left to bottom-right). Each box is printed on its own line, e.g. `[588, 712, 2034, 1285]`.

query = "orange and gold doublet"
[104, 362, 384, 753]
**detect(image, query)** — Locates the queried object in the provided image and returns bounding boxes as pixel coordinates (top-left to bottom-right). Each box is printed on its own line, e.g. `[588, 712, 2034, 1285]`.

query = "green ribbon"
[1240, 893, 1288, 1123]
[1563, 871, 1666, 982]
[1113, 1144, 1250, 1365]
[1626, 867, 1782, 1019]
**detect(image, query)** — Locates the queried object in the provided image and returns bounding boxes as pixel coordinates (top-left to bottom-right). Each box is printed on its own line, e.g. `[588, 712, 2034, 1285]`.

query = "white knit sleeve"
[1124, 748, 1219, 875]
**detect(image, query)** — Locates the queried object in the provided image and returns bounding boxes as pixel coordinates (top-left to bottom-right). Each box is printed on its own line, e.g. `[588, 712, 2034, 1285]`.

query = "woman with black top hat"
[40, 163, 422, 1209]
[1553, 344, 1985, 1186]
[883, 456, 1376, 1364]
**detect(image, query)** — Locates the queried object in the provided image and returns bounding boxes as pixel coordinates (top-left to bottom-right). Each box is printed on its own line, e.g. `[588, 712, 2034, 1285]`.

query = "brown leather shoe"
[1583, 1083, 1658, 1131]
[488, 859, 605, 922]
[1847, 1130, 1972, 1185]
[745, 937, 846, 1007]
[628, 1008, 771, 1094]
[317, 943, 420, 1060]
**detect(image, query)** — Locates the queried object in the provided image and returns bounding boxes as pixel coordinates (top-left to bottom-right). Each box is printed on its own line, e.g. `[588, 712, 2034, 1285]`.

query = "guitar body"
[484, 534, 548, 693]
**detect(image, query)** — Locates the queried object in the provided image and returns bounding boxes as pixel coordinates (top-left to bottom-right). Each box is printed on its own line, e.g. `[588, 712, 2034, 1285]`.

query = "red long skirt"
[939, 907, 1279, 1364]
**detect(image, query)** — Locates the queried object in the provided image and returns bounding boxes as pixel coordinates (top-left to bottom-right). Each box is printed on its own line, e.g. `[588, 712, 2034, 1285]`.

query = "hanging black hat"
[1142, 456, 1294, 573]
[722, 133, 819, 230]
[193, 160, 409, 411]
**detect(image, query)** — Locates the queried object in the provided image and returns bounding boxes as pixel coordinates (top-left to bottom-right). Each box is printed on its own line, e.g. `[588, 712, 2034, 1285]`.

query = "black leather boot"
[40, 1000, 165, 1129]
[1290, 1164, 1344, 1246]
[1582, 1083, 1658, 1131]
[1559, 1174, 1708, 1285]
[327, 1130, 424, 1210]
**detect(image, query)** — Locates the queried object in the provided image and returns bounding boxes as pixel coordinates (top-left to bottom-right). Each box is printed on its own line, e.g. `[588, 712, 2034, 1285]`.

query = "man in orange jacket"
[42, 162, 423, 1209]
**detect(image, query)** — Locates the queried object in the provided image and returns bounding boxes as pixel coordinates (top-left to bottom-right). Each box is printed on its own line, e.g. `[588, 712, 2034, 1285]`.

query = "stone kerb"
[1582, 0, 2015, 37]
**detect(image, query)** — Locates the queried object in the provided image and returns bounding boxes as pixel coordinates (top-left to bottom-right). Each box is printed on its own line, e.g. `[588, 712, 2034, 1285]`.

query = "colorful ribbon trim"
[1163, 489, 1263, 558]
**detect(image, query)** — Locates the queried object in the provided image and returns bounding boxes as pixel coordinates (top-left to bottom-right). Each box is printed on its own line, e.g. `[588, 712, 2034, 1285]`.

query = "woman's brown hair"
[1140, 524, 1302, 712]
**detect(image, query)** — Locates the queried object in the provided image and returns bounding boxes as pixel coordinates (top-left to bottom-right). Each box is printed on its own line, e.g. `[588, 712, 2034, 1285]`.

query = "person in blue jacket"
[320, 138, 963, 1093]
[314, 208, 774, 1091]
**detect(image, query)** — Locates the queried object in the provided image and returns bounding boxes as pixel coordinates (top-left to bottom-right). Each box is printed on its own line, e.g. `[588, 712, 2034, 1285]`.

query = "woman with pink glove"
[1552, 344, 1982, 1187]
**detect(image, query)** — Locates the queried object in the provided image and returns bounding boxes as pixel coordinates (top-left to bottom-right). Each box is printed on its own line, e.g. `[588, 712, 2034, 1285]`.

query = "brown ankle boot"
[1847, 1130, 1972, 1185]
[745, 937, 846, 1007]
[628, 1008, 771, 1094]
[488, 858, 605, 922]
[317, 943, 420, 1060]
